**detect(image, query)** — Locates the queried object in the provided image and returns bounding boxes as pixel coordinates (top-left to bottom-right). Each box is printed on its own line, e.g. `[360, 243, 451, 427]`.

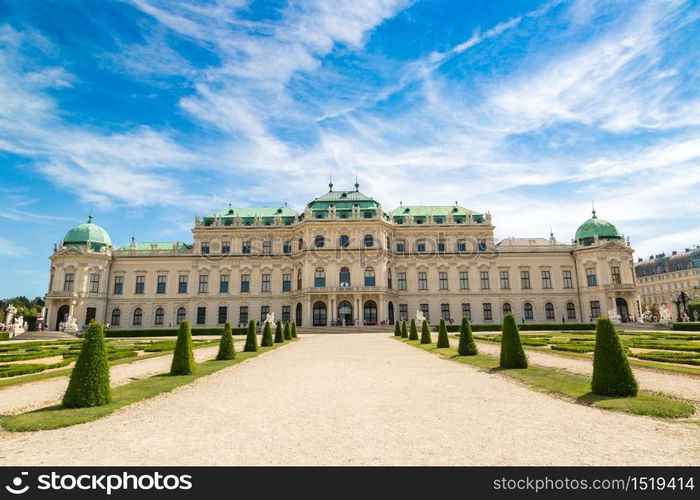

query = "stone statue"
[63, 316, 79, 334]
[5, 304, 16, 327]
[264, 312, 275, 326]
[660, 305, 672, 322]
[8, 312, 25, 337]
[416, 309, 425, 323]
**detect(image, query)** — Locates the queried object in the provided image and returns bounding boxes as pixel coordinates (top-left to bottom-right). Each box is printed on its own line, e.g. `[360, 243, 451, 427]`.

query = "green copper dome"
[575, 210, 622, 245]
[63, 216, 112, 251]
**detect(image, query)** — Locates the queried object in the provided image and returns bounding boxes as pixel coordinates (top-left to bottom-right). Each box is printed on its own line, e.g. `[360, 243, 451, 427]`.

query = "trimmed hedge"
[0, 331, 8, 341]
[106, 327, 247, 337]
[445, 322, 596, 332]
[499, 314, 528, 369]
[170, 320, 196, 375]
[592, 317, 638, 397]
[0, 359, 72, 378]
[401, 321, 408, 339]
[437, 318, 450, 348]
[216, 322, 236, 360]
[261, 321, 273, 347]
[274, 321, 284, 343]
[457, 316, 478, 356]
[672, 323, 700, 331]
[409, 319, 419, 341]
[287, 322, 294, 340]
[63, 322, 112, 408]
[244, 319, 258, 352]
[420, 320, 431, 344]
[394, 321, 401, 337]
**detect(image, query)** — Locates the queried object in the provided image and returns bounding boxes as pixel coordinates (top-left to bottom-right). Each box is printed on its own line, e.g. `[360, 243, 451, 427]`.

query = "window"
[260, 305, 270, 323]
[566, 302, 576, 320]
[241, 274, 250, 292]
[611, 266, 621, 285]
[520, 271, 531, 289]
[586, 268, 597, 287]
[364, 267, 376, 286]
[218, 306, 227, 324]
[459, 271, 469, 290]
[220, 275, 229, 293]
[283, 241, 292, 254]
[590, 300, 601, 319]
[441, 303, 450, 320]
[242, 241, 251, 254]
[314, 268, 326, 287]
[113, 275, 123, 294]
[563, 270, 573, 289]
[387, 269, 392, 289]
[396, 240, 405, 253]
[157, 275, 167, 294]
[176, 307, 186, 324]
[298, 238, 304, 250]
[364, 234, 374, 247]
[282, 305, 291, 323]
[178, 275, 188, 293]
[282, 274, 292, 292]
[201, 242, 210, 255]
[399, 304, 408, 321]
[418, 272, 428, 290]
[339, 267, 351, 287]
[499, 271, 510, 289]
[462, 303, 471, 320]
[63, 273, 75, 292]
[419, 303, 429, 321]
[263, 240, 272, 255]
[456, 239, 466, 252]
[417, 240, 426, 253]
[134, 275, 145, 294]
[524, 303, 533, 320]
[545, 302, 555, 320]
[197, 306, 206, 325]
[111, 308, 121, 326]
[339, 235, 350, 248]
[542, 271, 552, 289]
[222, 241, 230, 254]
[398, 272, 407, 290]
[198, 274, 208, 293]
[297, 270, 302, 290]
[262, 273, 271, 292]
[239, 306, 248, 325]
[89, 274, 100, 293]
[314, 235, 324, 248]
[154, 307, 164, 326]
[133, 308, 143, 326]
[439, 271, 448, 290]
[503, 303, 512, 315]
[483, 303, 492, 320]
[478, 239, 487, 251]
[480, 271, 490, 289]
[438, 239, 445, 253]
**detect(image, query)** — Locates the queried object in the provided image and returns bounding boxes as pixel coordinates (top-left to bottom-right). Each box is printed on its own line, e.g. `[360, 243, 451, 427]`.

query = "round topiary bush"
[274, 321, 284, 343]
[420, 319, 432, 344]
[401, 321, 408, 339]
[291, 322, 297, 338]
[216, 322, 236, 360]
[457, 316, 478, 356]
[499, 313, 528, 369]
[437, 318, 450, 348]
[170, 319, 196, 375]
[261, 321, 273, 347]
[592, 317, 638, 397]
[63, 322, 111, 408]
[244, 319, 258, 352]
[409, 319, 419, 341]
[394, 321, 401, 337]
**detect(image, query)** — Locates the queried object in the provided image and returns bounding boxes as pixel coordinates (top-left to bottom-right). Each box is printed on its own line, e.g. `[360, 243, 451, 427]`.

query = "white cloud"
[0, 238, 28, 257]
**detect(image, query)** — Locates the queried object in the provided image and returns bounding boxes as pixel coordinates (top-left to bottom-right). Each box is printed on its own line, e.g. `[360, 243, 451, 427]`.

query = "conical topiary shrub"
[261, 321, 273, 347]
[274, 321, 284, 343]
[401, 320, 408, 339]
[244, 319, 258, 352]
[291, 322, 297, 338]
[394, 321, 401, 337]
[286, 321, 293, 340]
[63, 322, 111, 408]
[170, 319, 196, 375]
[592, 317, 638, 397]
[420, 319, 432, 344]
[499, 313, 528, 368]
[409, 319, 419, 341]
[437, 317, 450, 348]
[216, 322, 236, 360]
[457, 316, 478, 356]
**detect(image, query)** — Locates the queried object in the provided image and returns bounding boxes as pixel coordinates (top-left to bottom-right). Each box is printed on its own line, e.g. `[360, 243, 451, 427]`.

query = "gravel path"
[0, 333, 697, 466]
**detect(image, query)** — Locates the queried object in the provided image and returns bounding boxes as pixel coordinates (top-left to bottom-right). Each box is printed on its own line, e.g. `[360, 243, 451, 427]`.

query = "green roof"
[307, 189, 380, 210]
[206, 206, 299, 219]
[386, 205, 481, 217]
[119, 241, 190, 251]
[63, 217, 112, 250]
[575, 212, 622, 244]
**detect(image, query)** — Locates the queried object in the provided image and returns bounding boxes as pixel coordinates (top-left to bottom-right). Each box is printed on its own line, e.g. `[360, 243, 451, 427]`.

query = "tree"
[409, 319, 419, 341]
[420, 319, 432, 344]
[274, 321, 284, 343]
[291, 322, 297, 338]
[63, 322, 111, 408]
[170, 319, 196, 375]
[394, 321, 401, 337]
[457, 316, 478, 356]
[216, 322, 235, 360]
[437, 318, 450, 348]
[499, 313, 528, 369]
[244, 319, 258, 352]
[592, 317, 638, 397]
[401, 321, 408, 339]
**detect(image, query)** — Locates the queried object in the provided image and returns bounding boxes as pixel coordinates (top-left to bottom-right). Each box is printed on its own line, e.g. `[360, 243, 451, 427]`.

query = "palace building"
[45, 186, 640, 330]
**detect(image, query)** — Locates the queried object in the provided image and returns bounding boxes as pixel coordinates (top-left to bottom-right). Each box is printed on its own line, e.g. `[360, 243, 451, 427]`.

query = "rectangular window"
[590, 300, 601, 319]
[480, 271, 490, 289]
[135, 275, 145, 294]
[218, 306, 227, 324]
[262, 273, 271, 292]
[282, 305, 291, 323]
[457, 240, 466, 252]
[418, 272, 428, 290]
[260, 305, 270, 323]
[282, 274, 292, 292]
[417, 240, 426, 253]
[398, 272, 407, 290]
[242, 241, 251, 254]
[439, 272, 448, 290]
[156, 275, 167, 294]
[340, 235, 350, 248]
[113, 275, 123, 294]
[562, 270, 573, 289]
[283, 241, 292, 254]
[201, 242, 210, 255]
[241, 274, 250, 292]
[419, 303, 429, 321]
[520, 271, 531, 289]
[611, 266, 621, 285]
[219, 275, 229, 293]
[399, 304, 408, 321]
[438, 239, 445, 253]
[197, 306, 206, 325]
[586, 268, 597, 287]
[441, 303, 450, 320]
[178, 275, 188, 293]
[222, 242, 231, 254]
[263, 241, 271, 255]
[542, 271, 552, 289]
[478, 239, 487, 251]
[89, 274, 100, 293]
[396, 241, 405, 253]
[499, 271, 510, 289]
[239, 306, 248, 325]
[198, 274, 208, 293]
[462, 303, 471, 320]
[483, 303, 492, 321]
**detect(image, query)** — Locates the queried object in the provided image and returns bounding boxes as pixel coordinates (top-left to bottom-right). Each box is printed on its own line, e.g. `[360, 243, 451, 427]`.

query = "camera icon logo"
[5, 472, 29, 495]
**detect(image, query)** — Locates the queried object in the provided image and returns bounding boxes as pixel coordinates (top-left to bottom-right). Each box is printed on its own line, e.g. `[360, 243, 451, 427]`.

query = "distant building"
[634, 247, 700, 308]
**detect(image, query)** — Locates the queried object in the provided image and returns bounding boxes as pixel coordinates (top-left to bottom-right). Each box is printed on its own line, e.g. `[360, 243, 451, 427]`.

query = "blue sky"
[1, 0, 699, 298]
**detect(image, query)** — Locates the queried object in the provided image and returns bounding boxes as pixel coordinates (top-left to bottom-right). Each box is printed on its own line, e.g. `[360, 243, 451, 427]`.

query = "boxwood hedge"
[444, 322, 596, 332]
[106, 327, 247, 337]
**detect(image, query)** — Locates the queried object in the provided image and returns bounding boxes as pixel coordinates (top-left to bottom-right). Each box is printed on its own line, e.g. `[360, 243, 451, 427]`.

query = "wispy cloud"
[0, 238, 28, 257]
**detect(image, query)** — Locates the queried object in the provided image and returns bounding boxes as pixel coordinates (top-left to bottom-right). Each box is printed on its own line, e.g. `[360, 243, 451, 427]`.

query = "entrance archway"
[388, 301, 394, 325]
[338, 300, 353, 325]
[313, 301, 327, 326]
[55, 305, 69, 331]
[363, 300, 377, 325]
[616, 297, 629, 321]
[295, 302, 302, 326]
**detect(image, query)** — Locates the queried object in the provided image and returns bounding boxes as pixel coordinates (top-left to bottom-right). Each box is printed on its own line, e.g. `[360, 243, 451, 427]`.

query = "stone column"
[379, 298, 385, 325]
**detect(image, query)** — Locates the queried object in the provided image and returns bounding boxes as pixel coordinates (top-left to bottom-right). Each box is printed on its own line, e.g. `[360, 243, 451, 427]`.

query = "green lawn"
[1, 340, 296, 432]
[400, 339, 695, 420]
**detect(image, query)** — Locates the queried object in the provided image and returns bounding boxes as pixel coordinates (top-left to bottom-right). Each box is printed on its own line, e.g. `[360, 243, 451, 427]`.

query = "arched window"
[176, 307, 186, 324]
[313, 301, 327, 326]
[363, 300, 377, 324]
[339, 235, 350, 248]
[314, 235, 324, 248]
[314, 267, 326, 287]
[364, 234, 374, 247]
[566, 302, 576, 320]
[503, 303, 512, 315]
[111, 308, 121, 326]
[524, 302, 533, 320]
[387, 269, 393, 289]
[364, 267, 376, 286]
[297, 269, 303, 290]
[545, 302, 555, 320]
[339, 267, 351, 287]
[132, 307, 143, 326]
[154, 307, 165, 326]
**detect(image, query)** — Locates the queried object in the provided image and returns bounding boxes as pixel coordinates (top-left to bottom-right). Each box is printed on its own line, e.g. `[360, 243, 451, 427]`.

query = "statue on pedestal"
[416, 309, 425, 324]
[63, 316, 79, 334]
[263, 312, 275, 326]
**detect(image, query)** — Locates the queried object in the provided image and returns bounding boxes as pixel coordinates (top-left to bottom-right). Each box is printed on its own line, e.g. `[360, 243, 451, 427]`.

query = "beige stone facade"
[635, 248, 700, 315]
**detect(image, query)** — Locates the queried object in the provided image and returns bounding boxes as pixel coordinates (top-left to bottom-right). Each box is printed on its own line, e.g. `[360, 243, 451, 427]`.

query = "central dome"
[63, 216, 112, 251]
[575, 211, 621, 245]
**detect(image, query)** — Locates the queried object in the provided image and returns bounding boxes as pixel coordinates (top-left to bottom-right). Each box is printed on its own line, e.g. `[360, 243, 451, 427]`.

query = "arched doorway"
[313, 301, 327, 326]
[295, 302, 302, 326]
[388, 301, 394, 324]
[55, 305, 69, 331]
[338, 300, 353, 325]
[363, 300, 377, 325]
[616, 297, 629, 321]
